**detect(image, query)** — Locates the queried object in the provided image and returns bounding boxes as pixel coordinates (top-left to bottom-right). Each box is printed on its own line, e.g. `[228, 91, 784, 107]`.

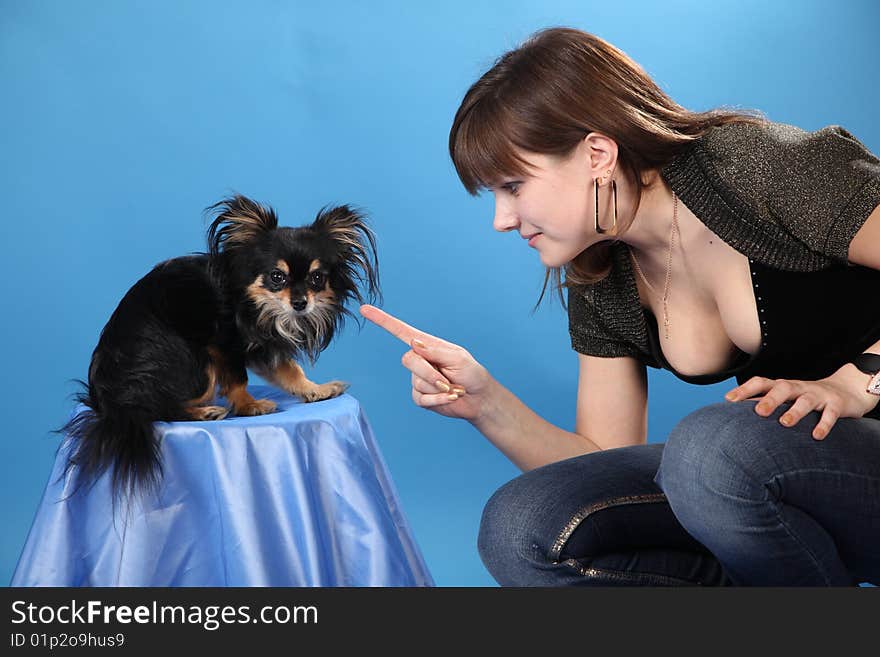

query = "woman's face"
[489, 141, 607, 268]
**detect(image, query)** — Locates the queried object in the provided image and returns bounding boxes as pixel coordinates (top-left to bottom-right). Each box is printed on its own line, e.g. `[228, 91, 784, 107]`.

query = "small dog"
[63, 194, 380, 496]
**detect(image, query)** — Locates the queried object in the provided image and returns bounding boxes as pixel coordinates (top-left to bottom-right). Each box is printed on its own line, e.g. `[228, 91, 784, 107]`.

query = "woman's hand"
[359, 304, 494, 421]
[725, 365, 880, 440]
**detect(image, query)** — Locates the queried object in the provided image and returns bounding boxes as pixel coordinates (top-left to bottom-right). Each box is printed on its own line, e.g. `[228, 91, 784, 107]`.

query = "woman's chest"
[635, 228, 763, 377]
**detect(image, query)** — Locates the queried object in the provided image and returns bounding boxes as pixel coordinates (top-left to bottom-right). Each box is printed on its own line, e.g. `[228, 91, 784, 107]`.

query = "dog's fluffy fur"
[63, 194, 380, 496]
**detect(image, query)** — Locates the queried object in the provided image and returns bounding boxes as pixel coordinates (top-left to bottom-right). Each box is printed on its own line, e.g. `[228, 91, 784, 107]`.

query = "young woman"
[361, 27, 880, 586]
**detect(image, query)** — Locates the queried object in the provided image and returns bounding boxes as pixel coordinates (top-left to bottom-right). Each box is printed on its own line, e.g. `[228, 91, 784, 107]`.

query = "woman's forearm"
[471, 377, 602, 472]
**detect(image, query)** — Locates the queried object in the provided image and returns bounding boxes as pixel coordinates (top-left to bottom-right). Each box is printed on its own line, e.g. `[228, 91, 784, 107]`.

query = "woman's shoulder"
[701, 119, 872, 164]
[567, 244, 651, 359]
[668, 118, 880, 269]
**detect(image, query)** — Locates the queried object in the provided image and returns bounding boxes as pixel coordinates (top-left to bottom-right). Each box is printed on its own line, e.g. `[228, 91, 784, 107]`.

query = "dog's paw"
[203, 405, 230, 421]
[300, 380, 349, 403]
[234, 398, 277, 416]
[188, 405, 230, 421]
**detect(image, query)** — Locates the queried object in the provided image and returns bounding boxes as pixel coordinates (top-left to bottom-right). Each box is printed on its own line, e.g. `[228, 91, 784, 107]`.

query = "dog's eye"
[269, 269, 287, 286]
[309, 271, 326, 288]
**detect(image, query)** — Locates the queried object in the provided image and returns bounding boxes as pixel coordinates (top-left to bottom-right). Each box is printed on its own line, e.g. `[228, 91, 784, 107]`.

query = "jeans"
[478, 400, 880, 586]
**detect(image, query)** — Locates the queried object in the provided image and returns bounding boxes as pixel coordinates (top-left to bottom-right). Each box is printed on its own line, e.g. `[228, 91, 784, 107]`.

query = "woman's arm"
[470, 376, 600, 472]
[574, 353, 648, 449]
[360, 305, 647, 472]
[472, 354, 647, 470]
[847, 202, 880, 269]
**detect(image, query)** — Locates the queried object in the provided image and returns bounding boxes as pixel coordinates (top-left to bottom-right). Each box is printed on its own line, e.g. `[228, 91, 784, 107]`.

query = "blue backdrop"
[2, 0, 878, 587]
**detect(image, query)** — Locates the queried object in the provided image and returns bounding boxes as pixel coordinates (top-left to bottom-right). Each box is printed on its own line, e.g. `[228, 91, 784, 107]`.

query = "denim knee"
[477, 475, 547, 585]
[478, 445, 671, 586]
[655, 401, 778, 537]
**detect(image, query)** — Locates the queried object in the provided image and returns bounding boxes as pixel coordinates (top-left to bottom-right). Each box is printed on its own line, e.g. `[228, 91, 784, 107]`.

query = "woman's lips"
[527, 233, 542, 247]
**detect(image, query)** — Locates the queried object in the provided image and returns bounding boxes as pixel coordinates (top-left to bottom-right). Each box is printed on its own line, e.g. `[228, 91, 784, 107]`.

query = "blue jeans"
[478, 400, 880, 586]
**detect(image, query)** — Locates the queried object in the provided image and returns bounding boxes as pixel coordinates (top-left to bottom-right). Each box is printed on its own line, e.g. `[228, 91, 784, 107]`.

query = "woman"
[361, 27, 880, 586]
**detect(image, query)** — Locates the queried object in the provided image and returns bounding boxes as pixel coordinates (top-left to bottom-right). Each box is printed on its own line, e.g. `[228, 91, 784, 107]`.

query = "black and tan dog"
[63, 194, 380, 496]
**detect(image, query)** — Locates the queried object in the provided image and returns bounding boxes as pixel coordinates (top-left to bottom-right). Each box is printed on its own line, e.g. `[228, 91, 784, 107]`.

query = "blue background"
[2, 0, 878, 587]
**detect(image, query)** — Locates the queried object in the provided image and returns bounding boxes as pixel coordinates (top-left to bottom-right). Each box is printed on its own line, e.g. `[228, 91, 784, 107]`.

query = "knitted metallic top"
[568, 121, 880, 376]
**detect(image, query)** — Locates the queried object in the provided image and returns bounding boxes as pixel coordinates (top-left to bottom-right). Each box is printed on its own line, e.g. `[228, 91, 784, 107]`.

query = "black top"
[569, 122, 880, 360]
[644, 260, 880, 420]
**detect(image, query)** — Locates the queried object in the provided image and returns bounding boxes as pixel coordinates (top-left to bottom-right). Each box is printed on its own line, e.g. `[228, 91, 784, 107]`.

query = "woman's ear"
[583, 132, 619, 181]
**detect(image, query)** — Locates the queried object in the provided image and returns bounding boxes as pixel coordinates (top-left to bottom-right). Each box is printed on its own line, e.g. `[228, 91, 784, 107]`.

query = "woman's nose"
[492, 196, 519, 233]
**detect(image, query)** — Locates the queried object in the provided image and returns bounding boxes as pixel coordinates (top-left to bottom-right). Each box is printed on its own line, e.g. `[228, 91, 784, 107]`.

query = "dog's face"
[246, 229, 339, 318]
[207, 196, 380, 362]
[257, 256, 329, 316]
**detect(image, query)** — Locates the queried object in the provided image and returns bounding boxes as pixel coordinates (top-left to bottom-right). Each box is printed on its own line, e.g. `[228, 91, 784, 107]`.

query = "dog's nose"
[292, 299, 307, 311]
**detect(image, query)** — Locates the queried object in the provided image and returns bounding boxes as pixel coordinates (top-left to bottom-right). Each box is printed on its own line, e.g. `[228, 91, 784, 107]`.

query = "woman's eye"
[309, 271, 326, 288]
[503, 182, 521, 195]
[270, 269, 287, 285]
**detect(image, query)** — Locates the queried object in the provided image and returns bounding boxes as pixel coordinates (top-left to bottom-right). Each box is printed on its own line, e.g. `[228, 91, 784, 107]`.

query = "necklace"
[629, 191, 679, 341]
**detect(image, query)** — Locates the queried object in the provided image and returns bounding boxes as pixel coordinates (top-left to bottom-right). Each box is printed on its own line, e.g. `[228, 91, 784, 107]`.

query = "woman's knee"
[477, 472, 551, 584]
[655, 401, 783, 529]
[477, 475, 529, 560]
[479, 445, 666, 584]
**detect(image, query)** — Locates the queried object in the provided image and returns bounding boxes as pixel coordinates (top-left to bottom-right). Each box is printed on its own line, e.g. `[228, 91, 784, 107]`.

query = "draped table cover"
[12, 386, 433, 587]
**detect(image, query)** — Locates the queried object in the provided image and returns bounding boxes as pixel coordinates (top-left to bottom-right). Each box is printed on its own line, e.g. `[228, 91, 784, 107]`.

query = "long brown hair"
[448, 27, 764, 306]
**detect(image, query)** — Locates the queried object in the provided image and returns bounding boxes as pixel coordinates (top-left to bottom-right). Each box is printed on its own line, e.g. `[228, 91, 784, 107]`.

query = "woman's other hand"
[725, 366, 880, 440]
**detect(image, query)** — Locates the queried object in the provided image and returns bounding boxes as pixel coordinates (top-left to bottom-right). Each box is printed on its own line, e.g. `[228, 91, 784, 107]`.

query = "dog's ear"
[313, 205, 381, 305]
[206, 195, 278, 258]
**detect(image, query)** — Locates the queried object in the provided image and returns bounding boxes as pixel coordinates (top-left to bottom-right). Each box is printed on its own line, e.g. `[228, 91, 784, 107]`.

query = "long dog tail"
[60, 394, 162, 497]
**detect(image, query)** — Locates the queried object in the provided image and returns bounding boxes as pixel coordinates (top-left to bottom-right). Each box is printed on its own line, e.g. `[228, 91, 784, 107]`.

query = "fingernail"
[451, 387, 466, 396]
[412, 338, 427, 349]
[725, 393, 737, 401]
[447, 393, 459, 401]
[780, 415, 792, 426]
[435, 380, 451, 393]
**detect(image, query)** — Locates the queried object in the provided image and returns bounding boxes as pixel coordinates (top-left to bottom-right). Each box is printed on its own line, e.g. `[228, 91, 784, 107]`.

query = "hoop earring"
[594, 178, 618, 234]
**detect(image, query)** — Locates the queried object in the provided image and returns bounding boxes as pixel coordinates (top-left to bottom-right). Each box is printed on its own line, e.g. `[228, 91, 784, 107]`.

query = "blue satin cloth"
[13, 386, 434, 587]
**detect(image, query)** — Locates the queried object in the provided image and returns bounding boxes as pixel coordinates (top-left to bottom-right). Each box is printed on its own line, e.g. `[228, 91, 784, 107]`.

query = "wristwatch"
[851, 353, 880, 396]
